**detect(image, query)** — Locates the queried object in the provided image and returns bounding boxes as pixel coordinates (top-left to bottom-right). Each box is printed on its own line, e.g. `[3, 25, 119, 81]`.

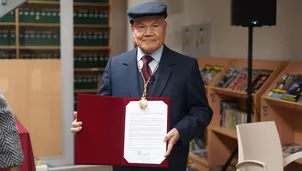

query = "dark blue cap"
[127, 2, 168, 24]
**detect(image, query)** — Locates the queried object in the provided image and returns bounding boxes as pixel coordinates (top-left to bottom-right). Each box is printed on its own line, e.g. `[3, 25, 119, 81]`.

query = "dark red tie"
[141, 55, 153, 81]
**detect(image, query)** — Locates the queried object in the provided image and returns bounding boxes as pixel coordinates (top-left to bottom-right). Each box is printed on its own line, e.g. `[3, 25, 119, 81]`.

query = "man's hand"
[163, 128, 180, 157]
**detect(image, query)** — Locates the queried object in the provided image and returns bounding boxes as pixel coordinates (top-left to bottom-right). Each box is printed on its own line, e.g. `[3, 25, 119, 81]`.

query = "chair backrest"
[236, 121, 284, 171]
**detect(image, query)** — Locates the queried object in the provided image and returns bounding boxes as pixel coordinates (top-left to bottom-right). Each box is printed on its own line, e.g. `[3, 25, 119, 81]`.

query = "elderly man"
[71, 2, 213, 171]
[0, 91, 24, 171]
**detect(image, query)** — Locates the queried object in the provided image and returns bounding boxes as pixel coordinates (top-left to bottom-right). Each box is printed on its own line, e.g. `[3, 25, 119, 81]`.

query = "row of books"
[189, 139, 207, 157]
[74, 52, 109, 68]
[220, 100, 254, 129]
[74, 75, 99, 90]
[16, 30, 109, 46]
[0, 52, 16, 59]
[216, 67, 272, 93]
[282, 143, 302, 157]
[200, 64, 223, 86]
[18, 8, 109, 24]
[20, 30, 60, 46]
[19, 8, 60, 24]
[187, 139, 208, 171]
[0, 11, 14, 22]
[268, 74, 302, 103]
[20, 52, 60, 59]
[74, 9, 109, 25]
[74, 31, 109, 46]
[0, 30, 16, 46]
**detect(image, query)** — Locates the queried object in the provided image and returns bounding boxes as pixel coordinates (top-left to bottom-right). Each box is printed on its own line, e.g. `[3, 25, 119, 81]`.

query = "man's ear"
[164, 21, 168, 34]
[131, 24, 134, 32]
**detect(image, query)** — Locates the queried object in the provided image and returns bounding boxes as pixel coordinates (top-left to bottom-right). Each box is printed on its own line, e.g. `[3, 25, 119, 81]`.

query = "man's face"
[131, 16, 167, 54]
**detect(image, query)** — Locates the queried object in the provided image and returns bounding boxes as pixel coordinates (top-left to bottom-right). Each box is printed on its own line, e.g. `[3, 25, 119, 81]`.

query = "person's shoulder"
[112, 48, 136, 59]
[109, 48, 136, 63]
[164, 46, 197, 64]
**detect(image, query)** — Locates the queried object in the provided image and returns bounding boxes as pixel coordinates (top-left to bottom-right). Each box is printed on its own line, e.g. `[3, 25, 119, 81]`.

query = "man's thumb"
[73, 111, 77, 120]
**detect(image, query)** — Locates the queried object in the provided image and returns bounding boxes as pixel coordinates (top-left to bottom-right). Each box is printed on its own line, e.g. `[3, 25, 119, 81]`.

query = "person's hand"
[71, 111, 82, 133]
[163, 128, 180, 157]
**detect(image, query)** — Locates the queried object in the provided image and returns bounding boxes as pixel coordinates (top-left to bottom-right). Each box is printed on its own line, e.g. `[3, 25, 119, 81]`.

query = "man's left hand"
[163, 128, 180, 157]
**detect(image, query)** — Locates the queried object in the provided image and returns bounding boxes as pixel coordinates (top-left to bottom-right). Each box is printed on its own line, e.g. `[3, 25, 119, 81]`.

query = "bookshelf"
[197, 58, 288, 168]
[261, 61, 302, 168]
[73, 0, 111, 110]
[0, 0, 111, 158]
[0, 0, 110, 96]
[189, 58, 302, 171]
[188, 58, 233, 171]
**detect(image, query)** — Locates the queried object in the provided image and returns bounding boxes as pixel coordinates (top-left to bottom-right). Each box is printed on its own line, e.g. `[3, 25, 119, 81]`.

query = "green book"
[0, 10, 15, 22]
[103, 31, 108, 46]
[0, 30, 5, 46]
[9, 30, 16, 45]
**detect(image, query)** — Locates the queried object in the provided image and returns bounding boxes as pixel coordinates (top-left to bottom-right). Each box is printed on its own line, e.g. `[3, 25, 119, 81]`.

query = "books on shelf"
[188, 139, 207, 170]
[74, 51, 109, 68]
[74, 75, 99, 90]
[0, 51, 16, 59]
[189, 140, 207, 157]
[74, 31, 109, 46]
[282, 143, 302, 155]
[216, 66, 272, 93]
[268, 73, 302, 103]
[0, 10, 15, 22]
[220, 100, 255, 129]
[199, 64, 223, 86]
[19, 8, 60, 24]
[74, 8, 109, 25]
[18, 30, 109, 47]
[0, 29, 16, 46]
[19, 29, 60, 46]
[20, 51, 60, 59]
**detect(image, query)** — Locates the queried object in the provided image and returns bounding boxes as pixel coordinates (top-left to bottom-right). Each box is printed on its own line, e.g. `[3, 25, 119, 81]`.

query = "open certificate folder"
[74, 94, 170, 168]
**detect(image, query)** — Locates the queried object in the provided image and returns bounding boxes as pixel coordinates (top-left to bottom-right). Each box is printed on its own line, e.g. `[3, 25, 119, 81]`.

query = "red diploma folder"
[74, 94, 170, 168]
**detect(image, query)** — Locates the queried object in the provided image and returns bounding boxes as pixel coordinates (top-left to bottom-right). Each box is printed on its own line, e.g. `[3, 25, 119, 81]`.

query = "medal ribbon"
[137, 59, 160, 99]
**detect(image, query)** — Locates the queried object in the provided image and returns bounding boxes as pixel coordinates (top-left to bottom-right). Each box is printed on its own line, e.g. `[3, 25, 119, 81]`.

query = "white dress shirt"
[137, 45, 164, 73]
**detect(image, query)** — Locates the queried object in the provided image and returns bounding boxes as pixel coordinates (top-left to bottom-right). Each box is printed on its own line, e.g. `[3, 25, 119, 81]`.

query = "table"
[0, 119, 36, 171]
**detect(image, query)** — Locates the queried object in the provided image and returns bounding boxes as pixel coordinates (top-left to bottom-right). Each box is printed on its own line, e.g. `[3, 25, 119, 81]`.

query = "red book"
[74, 94, 170, 168]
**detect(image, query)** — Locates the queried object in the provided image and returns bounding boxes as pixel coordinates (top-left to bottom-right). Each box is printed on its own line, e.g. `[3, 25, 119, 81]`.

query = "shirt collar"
[137, 44, 164, 63]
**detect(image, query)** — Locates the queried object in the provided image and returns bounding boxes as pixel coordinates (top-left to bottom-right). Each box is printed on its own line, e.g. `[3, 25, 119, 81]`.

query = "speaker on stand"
[221, 1, 277, 170]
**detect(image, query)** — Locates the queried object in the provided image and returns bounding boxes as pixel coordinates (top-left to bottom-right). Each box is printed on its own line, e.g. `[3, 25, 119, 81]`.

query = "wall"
[126, 0, 302, 61]
[111, 0, 128, 56]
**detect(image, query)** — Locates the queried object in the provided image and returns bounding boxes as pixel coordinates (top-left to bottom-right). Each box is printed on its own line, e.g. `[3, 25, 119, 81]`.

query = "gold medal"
[139, 97, 147, 109]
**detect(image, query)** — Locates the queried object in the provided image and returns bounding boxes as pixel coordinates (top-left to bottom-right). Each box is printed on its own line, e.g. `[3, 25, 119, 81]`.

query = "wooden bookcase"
[261, 61, 302, 169]
[188, 58, 233, 171]
[0, 0, 111, 158]
[72, 0, 111, 110]
[189, 58, 302, 170]
[205, 59, 287, 167]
